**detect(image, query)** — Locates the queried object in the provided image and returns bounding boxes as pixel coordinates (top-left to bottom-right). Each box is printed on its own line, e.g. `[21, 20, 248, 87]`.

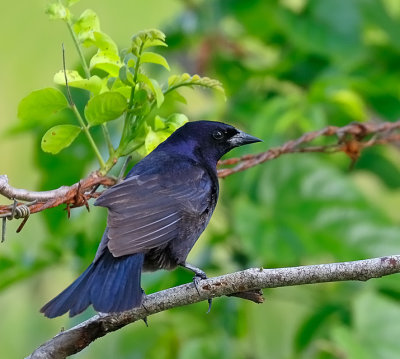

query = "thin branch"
[218, 120, 400, 177]
[0, 173, 116, 216]
[27, 255, 400, 359]
[1, 120, 400, 220]
[65, 20, 90, 79]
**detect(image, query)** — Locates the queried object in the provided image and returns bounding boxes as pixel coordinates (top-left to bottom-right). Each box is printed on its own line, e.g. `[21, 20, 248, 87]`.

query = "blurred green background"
[2, 0, 400, 358]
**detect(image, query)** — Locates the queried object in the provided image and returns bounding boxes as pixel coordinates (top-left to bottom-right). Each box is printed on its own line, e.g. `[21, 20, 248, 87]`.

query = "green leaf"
[84, 92, 127, 126]
[120, 121, 149, 156]
[90, 50, 121, 77]
[109, 79, 132, 99]
[18, 88, 69, 124]
[168, 90, 187, 105]
[166, 73, 225, 99]
[73, 9, 100, 46]
[54, 70, 103, 94]
[150, 79, 164, 108]
[134, 89, 149, 104]
[137, 74, 164, 107]
[45, 3, 70, 20]
[143, 39, 168, 50]
[41, 125, 81, 154]
[131, 29, 166, 56]
[165, 113, 188, 131]
[141, 52, 170, 71]
[118, 65, 135, 86]
[93, 31, 118, 52]
[138, 114, 188, 156]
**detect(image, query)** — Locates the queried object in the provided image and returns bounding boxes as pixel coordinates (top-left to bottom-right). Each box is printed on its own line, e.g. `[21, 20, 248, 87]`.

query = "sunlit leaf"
[41, 125, 81, 154]
[165, 113, 188, 131]
[134, 88, 149, 104]
[91, 31, 119, 52]
[141, 114, 188, 155]
[137, 74, 164, 107]
[90, 50, 121, 77]
[141, 52, 170, 71]
[131, 29, 166, 56]
[54, 70, 103, 94]
[45, 3, 70, 20]
[143, 39, 168, 50]
[73, 9, 100, 45]
[18, 88, 69, 124]
[84, 92, 127, 125]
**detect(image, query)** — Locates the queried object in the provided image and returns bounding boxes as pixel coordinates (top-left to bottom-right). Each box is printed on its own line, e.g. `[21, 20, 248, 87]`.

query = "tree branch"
[0, 121, 400, 217]
[26, 255, 400, 359]
[0, 120, 399, 237]
[2, 120, 400, 220]
[217, 120, 400, 177]
[0, 173, 116, 217]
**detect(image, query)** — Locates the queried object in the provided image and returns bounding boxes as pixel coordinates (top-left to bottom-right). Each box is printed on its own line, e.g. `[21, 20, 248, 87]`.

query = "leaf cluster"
[17, 0, 225, 175]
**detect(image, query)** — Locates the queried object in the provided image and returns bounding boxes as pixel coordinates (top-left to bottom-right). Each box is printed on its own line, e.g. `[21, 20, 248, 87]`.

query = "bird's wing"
[94, 164, 213, 257]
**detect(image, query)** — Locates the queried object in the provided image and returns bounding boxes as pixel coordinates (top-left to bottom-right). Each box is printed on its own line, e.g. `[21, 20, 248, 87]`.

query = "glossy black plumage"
[41, 121, 260, 318]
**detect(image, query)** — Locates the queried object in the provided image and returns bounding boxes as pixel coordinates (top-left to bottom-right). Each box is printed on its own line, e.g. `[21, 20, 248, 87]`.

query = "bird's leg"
[141, 289, 149, 327]
[180, 262, 212, 313]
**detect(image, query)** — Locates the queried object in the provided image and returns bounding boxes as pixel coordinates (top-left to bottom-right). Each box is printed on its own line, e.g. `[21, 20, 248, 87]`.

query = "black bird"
[41, 121, 261, 318]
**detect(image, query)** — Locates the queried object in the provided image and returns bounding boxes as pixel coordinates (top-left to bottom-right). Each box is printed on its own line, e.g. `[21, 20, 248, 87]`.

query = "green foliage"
[17, 88, 69, 127]
[53, 71, 103, 94]
[17, 0, 225, 175]
[166, 73, 225, 98]
[84, 92, 127, 126]
[41, 124, 81, 154]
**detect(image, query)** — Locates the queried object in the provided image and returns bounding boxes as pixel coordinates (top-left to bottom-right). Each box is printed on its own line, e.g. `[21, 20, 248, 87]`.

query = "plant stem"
[119, 42, 145, 150]
[65, 18, 115, 172]
[101, 124, 114, 156]
[66, 20, 91, 79]
[70, 105, 105, 169]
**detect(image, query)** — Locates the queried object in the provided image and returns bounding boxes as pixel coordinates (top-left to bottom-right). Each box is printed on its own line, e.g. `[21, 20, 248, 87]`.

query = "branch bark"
[27, 255, 400, 359]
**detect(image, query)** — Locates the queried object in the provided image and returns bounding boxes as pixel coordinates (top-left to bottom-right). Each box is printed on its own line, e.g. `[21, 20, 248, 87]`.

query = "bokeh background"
[2, 0, 400, 358]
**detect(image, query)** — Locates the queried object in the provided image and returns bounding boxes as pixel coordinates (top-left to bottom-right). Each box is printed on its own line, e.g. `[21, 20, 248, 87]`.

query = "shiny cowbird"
[41, 121, 261, 318]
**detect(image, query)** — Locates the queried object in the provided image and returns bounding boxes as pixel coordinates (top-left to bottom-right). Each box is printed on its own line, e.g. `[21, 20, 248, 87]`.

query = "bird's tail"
[40, 248, 144, 318]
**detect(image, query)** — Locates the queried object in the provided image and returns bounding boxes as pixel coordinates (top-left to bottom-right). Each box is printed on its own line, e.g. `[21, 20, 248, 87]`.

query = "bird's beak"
[228, 130, 262, 147]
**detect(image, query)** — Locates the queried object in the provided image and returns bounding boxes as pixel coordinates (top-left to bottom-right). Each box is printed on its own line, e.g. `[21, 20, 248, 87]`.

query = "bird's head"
[160, 121, 261, 164]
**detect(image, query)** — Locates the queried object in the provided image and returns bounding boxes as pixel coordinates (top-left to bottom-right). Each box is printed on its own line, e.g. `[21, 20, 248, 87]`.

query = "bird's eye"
[212, 130, 224, 140]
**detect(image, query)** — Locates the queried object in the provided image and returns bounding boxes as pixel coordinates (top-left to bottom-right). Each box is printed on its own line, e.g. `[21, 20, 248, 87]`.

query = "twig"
[217, 120, 400, 177]
[27, 255, 400, 359]
[0, 173, 115, 216]
[1, 120, 400, 221]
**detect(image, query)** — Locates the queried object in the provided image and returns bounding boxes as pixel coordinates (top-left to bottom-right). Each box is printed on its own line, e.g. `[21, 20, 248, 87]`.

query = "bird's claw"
[192, 274, 204, 295]
[192, 274, 213, 313]
[206, 298, 212, 314]
[142, 316, 149, 327]
[180, 263, 212, 313]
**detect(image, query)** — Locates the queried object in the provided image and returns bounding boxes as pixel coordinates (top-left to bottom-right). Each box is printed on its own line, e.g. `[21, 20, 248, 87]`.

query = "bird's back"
[95, 150, 219, 270]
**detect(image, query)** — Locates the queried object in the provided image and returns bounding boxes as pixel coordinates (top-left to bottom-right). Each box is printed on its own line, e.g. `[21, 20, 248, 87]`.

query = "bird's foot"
[192, 274, 212, 314]
[179, 262, 212, 313]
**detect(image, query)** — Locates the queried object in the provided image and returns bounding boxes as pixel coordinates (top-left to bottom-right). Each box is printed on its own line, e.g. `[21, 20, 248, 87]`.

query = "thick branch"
[27, 255, 400, 359]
